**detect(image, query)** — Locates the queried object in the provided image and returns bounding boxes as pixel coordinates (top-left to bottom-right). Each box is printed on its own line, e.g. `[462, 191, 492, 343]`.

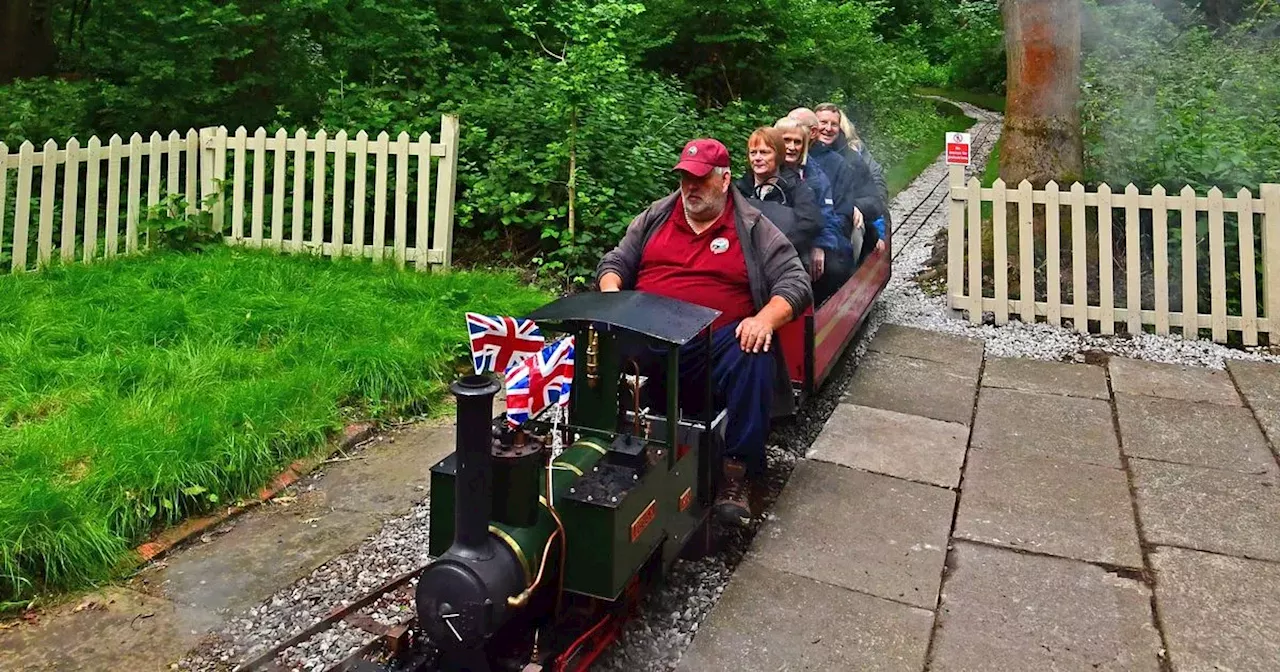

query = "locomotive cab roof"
[525, 290, 720, 345]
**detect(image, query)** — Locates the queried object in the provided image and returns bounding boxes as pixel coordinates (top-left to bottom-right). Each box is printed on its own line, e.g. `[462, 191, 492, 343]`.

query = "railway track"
[889, 104, 1003, 264]
[234, 568, 432, 672]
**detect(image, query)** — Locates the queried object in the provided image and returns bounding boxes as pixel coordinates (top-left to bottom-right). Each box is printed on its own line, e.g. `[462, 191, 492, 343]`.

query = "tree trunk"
[999, 0, 1084, 188]
[0, 0, 58, 83]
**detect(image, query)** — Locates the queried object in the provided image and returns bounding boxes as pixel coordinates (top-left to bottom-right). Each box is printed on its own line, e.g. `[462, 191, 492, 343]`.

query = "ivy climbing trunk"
[0, 0, 57, 83]
[999, 0, 1084, 188]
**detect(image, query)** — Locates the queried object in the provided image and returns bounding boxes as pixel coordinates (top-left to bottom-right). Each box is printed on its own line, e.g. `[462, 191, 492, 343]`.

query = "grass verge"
[915, 87, 1007, 113]
[885, 98, 974, 197]
[0, 247, 550, 609]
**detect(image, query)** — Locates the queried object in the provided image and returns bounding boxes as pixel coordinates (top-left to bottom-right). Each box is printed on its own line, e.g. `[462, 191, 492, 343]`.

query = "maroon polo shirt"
[635, 196, 755, 331]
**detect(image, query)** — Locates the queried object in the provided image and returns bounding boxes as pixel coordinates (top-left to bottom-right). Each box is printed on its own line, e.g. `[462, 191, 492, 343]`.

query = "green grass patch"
[886, 98, 974, 197]
[915, 87, 1007, 113]
[0, 247, 550, 608]
[983, 137, 1003, 187]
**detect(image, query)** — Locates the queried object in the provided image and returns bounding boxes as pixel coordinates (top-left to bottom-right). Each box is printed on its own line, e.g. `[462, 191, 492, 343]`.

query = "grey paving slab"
[955, 445, 1143, 568]
[867, 322, 985, 371]
[1116, 393, 1275, 474]
[982, 356, 1109, 399]
[1132, 458, 1280, 562]
[808, 402, 967, 488]
[750, 460, 954, 609]
[1151, 546, 1280, 672]
[843, 351, 979, 426]
[929, 541, 1162, 672]
[1109, 357, 1241, 406]
[0, 587, 209, 672]
[1245, 405, 1280, 461]
[1228, 359, 1280, 457]
[1226, 358, 1280, 407]
[971, 387, 1121, 468]
[299, 424, 454, 515]
[133, 506, 379, 620]
[676, 559, 933, 672]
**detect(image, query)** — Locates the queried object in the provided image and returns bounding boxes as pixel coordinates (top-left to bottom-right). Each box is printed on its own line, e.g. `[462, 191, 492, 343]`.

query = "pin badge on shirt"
[710, 237, 729, 254]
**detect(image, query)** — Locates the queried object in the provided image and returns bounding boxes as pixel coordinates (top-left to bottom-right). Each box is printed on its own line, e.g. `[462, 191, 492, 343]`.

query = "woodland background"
[1, 0, 1278, 279]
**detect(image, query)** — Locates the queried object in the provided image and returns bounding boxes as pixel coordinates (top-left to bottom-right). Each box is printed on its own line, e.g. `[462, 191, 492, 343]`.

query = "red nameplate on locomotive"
[630, 500, 657, 542]
[678, 487, 693, 512]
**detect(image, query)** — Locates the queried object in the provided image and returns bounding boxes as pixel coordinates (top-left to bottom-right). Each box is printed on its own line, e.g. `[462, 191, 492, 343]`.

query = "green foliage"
[938, 1, 1006, 93]
[141, 192, 224, 255]
[885, 100, 974, 197]
[0, 247, 550, 606]
[1, 0, 966, 283]
[1081, 0, 1280, 192]
[873, 0, 1005, 94]
[0, 78, 99, 144]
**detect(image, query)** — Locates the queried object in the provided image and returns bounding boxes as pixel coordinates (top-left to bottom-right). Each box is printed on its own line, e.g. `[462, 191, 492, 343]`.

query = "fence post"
[199, 127, 218, 223]
[1263, 184, 1280, 342]
[947, 163, 965, 312]
[433, 114, 461, 270]
[199, 126, 227, 233]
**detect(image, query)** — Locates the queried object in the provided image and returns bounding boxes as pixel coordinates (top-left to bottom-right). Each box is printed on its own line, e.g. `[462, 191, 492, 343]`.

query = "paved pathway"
[679, 324, 1280, 672]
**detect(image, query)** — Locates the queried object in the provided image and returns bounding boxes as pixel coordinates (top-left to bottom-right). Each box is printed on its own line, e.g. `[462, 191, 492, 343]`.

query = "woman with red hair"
[733, 126, 823, 274]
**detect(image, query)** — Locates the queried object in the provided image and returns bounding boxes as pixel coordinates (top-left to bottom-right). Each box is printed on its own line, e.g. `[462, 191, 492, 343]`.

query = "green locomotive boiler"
[416, 291, 727, 672]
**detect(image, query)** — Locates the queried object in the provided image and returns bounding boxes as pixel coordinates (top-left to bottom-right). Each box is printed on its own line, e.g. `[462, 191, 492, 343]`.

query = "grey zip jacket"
[595, 189, 813, 415]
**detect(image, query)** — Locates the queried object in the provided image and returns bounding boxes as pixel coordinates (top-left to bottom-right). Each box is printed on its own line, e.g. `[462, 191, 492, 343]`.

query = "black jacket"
[808, 139, 884, 237]
[733, 166, 823, 265]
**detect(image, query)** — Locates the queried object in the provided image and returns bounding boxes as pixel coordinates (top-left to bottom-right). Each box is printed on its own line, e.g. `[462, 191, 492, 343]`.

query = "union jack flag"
[466, 312, 545, 375]
[504, 337, 575, 427]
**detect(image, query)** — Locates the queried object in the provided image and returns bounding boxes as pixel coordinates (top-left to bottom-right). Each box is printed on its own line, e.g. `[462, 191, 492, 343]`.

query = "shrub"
[1081, 1, 1280, 192]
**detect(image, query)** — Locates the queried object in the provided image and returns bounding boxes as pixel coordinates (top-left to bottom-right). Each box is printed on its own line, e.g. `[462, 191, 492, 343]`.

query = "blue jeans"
[639, 320, 775, 477]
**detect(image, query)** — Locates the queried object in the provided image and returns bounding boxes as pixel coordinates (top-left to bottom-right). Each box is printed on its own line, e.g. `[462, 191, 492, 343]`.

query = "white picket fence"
[947, 165, 1280, 345]
[0, 115, 460, 273]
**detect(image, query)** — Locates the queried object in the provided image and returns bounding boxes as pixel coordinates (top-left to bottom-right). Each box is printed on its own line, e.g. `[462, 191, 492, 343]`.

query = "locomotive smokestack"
[450, 374, 501, 558]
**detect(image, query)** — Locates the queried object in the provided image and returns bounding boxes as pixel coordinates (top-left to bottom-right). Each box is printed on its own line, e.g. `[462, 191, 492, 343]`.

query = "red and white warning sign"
[946, 132, 971, 166]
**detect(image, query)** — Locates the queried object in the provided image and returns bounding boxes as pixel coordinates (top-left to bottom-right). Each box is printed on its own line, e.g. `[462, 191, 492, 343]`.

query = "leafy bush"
[0, 78, 100, 145]
[1081, 0, 1280, 192]
[142, 193, 225, 255]
[2, 0, 960, 283]
[939, 1, 1006, 93]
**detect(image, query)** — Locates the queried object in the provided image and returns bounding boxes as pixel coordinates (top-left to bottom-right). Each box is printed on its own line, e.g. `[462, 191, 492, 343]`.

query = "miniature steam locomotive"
[415, 291, 728, 672]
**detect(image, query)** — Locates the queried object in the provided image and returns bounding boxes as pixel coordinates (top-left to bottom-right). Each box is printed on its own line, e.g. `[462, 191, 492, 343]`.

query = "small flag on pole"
[504, 336, 575, 427]
[465, 313, 544, 375]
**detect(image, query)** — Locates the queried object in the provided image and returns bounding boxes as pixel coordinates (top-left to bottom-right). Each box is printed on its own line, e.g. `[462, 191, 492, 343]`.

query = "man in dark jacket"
[597, 138, 812, 526]
[790, 107, 882, 263]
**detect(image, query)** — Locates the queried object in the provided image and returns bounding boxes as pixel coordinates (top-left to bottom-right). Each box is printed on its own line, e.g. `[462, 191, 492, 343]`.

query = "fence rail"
[0, 115, 460, 274]
[947, 165, 1280, 345]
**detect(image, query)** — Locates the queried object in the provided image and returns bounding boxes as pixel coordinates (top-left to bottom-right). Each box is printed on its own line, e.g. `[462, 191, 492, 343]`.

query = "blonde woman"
[774, 117, 855, 302]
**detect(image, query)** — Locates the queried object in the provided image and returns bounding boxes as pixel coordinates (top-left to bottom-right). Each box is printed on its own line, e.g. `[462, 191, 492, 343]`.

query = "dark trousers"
[638, 321, 775, 477]
[815, 247, 855, 307]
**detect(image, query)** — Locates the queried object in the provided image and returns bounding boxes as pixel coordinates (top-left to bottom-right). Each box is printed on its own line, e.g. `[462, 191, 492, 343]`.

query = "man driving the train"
[595, 138, 812, 527]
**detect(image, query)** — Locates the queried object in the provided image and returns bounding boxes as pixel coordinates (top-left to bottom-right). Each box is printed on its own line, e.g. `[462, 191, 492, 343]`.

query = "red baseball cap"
[672, 139, 730, 177]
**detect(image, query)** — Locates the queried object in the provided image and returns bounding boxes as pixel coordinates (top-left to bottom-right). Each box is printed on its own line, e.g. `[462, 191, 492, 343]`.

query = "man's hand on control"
[852, 207, 864, 230]
[735, 316, 773, 353]
[810, 248, 825, 281]
[599, 272, 622, 292]
[736, 296, 794, 353]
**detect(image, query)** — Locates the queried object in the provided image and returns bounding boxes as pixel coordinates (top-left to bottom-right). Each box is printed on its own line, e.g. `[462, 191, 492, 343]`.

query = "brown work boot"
[714, 458, 752, 527]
